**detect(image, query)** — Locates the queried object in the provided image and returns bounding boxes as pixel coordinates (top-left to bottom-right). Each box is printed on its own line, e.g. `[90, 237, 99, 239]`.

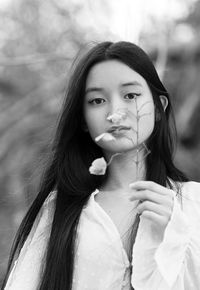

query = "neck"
[101, 147, 147, 192]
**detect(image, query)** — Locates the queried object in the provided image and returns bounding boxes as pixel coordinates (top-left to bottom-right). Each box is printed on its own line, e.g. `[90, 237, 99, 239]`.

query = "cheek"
[84, 109, 105, 138]
[137, 105, 155, 140]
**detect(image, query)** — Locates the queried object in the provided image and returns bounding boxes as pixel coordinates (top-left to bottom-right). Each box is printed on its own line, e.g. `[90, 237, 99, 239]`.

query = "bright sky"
[86, 0, 197, 43]
[0, 0, 197, 43]
[0, 0, 13, 10]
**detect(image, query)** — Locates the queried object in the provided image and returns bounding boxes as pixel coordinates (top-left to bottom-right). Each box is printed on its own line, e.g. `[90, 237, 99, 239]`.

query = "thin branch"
[0, 53, 71, 67]
[137, 101, 153, 113]
[130, 127, 137, 134]
[107, 152, 124, 166]
[138, 112, 152, 119]
[0, 76, 65, 133]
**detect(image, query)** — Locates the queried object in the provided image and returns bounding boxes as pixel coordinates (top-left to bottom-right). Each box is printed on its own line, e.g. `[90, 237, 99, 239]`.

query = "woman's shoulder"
[181, 181, 200, 201]
[37, 190, 57, 220]
[169, 179, 200, 200]
[169, 180, 200, 213]
[180, 181, 200, 197]
[43, 190, 57, 207]
[168, 181, 200, 224]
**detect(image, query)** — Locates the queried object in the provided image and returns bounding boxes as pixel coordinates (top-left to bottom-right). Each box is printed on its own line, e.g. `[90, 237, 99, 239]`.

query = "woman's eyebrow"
[85, 87, 104, 94]
[85, 81, 143, 94]
[120, 81, 143, 87]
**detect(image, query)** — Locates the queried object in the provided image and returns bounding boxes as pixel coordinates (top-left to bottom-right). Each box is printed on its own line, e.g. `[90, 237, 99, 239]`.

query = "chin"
[103, 144, 136, 154]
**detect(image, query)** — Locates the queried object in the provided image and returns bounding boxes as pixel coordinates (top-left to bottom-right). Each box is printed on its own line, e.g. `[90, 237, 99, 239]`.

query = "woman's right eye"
[88, 98, 105, 105]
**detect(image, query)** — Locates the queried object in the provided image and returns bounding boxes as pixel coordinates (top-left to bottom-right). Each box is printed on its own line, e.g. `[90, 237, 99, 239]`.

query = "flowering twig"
[88, 100, 152, 177]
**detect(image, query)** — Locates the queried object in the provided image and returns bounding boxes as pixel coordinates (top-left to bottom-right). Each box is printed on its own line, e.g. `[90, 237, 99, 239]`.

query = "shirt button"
[122, 279, 127, 286]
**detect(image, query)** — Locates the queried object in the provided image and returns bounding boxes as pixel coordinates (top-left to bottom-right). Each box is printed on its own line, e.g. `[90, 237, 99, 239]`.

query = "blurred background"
[0, 0, 200, 284]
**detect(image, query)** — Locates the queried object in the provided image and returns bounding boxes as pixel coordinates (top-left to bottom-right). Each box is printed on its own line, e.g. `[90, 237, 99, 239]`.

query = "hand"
[129, 181, 175, 231]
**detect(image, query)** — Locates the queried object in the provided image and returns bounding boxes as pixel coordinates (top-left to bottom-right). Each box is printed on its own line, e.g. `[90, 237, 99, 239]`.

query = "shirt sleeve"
[131, 181, 200, 290]
[4, 191, 56, 290]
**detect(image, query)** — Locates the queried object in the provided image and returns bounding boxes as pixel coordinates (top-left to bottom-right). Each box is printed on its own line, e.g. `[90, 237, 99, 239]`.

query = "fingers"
[136, 201, 172, 227]
[141, 210, 168, 226]
[129, 190, 173, 207]
[129, 181, 174, 197]
[129, 181, 174, 207]
[128, 181, 175, 227]
[136, 200, 171, 217]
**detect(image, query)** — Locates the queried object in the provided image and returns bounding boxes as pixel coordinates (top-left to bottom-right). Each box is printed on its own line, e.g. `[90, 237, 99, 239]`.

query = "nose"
[106, 98, 128, 124]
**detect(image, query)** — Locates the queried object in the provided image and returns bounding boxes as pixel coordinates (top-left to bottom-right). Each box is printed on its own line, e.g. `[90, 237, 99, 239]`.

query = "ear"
[159, 95, 168, 111]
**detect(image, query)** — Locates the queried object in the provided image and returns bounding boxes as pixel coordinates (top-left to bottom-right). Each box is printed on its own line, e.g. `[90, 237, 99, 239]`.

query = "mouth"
[107, 126, 131, 133]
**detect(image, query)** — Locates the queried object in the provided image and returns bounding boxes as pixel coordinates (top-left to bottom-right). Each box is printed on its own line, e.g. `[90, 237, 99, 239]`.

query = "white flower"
[89, 157, 107, 175]
[95, 132, 116, 142]
[107, 111, 127, 124]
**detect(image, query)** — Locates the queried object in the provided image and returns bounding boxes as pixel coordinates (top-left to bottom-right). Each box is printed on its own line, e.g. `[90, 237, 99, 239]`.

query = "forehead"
[86, 60, 147, 89]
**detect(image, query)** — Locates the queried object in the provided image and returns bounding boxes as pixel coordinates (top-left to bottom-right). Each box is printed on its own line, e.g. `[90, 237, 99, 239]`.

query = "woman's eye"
[88, 98, 105, 105]
[124, 93, 139, 100]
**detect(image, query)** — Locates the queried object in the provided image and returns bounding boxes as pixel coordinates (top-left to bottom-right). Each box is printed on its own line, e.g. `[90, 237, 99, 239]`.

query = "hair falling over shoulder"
[1, 41, 188, 290]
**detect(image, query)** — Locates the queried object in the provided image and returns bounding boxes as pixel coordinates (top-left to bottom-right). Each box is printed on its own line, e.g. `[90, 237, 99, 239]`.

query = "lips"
[107, 125, 130, 133]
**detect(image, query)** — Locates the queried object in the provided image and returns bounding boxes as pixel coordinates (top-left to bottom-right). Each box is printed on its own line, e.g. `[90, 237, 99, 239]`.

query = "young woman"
[2, 41, 200, 290]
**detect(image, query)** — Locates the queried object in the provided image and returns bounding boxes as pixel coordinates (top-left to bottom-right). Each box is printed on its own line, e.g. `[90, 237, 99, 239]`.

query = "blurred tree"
[0, 0, 93, 282]
[138, 0, 200, 181]
[164, 1, 200, 180]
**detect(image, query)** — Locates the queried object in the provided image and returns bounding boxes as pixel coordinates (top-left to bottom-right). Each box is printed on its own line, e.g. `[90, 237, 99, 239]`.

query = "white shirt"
[5, 181, 200, 290]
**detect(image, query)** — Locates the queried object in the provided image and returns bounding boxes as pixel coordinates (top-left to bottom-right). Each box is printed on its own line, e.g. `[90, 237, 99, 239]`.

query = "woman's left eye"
[124, 93, 140, 100]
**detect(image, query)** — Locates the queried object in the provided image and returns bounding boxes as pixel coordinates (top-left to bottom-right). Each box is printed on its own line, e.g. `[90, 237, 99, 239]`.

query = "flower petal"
[95, 133, 116, 142]
[89, 157, 107, 175]
[107, 111, 127, 124]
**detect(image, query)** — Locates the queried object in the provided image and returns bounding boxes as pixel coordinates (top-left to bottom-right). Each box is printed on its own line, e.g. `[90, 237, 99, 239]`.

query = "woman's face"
[83, 60, 155, 153]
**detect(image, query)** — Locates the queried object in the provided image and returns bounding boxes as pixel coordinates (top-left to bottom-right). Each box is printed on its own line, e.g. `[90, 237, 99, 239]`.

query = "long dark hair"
[2, 41, 188, 290]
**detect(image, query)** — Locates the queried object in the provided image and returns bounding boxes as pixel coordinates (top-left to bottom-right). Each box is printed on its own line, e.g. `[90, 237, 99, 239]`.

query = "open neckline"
[91, 189, 131, 267]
